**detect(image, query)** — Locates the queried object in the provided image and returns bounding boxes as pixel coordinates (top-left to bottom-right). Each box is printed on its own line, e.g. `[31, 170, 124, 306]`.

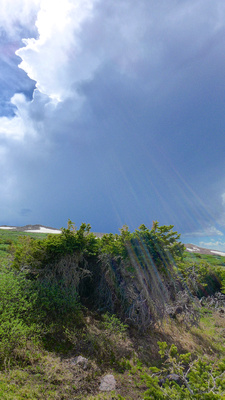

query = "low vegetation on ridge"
[1, 220, 225, 399]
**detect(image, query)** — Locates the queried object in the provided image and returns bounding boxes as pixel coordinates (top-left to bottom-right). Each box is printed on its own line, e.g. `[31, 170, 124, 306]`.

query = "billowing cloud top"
[1, 0, 225, 239]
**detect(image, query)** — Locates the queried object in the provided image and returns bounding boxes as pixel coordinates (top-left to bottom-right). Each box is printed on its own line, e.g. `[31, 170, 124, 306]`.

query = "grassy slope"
[0, 230, 48, 264]
[1, 309, 225, 400]
[1, 232, 225, 399]
[184, 250, 225, 267]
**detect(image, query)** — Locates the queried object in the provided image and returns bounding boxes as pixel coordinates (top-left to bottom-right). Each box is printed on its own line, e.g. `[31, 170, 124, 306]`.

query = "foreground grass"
[0, 308, 225, 399]
[1, 228, 225, 399]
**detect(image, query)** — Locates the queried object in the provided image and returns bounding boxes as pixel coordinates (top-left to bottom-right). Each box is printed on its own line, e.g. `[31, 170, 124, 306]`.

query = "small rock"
[159, 373, 183, 387]
[99, 374, 116, 392]
[71, 356, 89, 370]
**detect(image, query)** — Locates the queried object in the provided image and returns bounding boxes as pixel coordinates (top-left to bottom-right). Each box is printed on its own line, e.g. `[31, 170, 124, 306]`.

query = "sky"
[0, 0, 225, 249]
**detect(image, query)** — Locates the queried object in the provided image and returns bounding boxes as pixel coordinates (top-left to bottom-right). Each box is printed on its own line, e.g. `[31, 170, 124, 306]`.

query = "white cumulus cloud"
[199, 240, 225, 251]
[183, 226, 224, 237]
[16, 0, 98, 101]
[0, 0, 40, 38]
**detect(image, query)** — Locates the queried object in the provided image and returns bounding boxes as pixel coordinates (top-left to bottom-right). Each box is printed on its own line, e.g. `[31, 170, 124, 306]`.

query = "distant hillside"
[0, 224, 108, 238]
[0, 224, 61, 233]
[1, 225, 225, 256]
[185, 243, 225, 257]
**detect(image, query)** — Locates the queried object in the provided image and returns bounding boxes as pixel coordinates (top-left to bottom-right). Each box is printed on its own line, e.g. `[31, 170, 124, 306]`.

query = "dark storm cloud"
[0, 0, 225, 238]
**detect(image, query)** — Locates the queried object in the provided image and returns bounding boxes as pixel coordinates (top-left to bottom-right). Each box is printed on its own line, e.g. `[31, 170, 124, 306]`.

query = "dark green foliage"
[0, 269, 37, 367]
[97, 222, 185, 327]
[100, 221, 185, 264]
[29, 279, 81, 325]
[0, 222, 92, 367]
[3, 219, 225, 357]
[11, 221, 99, 274]
[0, 268, 82, 367]
[7, 220, 187, 332]
[177, 261, 224, 297]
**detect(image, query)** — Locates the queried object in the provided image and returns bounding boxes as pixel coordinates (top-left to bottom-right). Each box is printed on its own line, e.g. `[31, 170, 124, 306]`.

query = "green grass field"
[0, 230, 49, 264]
[1, 228, 225, 399]
[184, 250, 225, 267]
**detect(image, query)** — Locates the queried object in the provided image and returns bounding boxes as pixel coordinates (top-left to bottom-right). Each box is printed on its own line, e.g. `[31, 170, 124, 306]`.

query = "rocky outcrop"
[99, 374, 116, 391]
[70, 356, 89, 370]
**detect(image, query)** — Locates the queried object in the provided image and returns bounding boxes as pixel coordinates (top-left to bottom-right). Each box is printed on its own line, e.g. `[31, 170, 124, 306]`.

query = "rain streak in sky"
[1, 0, 225, 249]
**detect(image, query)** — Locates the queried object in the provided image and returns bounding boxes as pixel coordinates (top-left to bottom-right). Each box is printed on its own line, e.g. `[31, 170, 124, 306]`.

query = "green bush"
[97, 222, 186, 328]
[0, 270, 38, 367]
[101, 313, 128, 336]
[11, 221, 99, 274]
[143, 342, 225, 399]
[10, 220, 218, 331]
[177, 261, 223, 297]
[0, 265, 82, 367]
[30, 279, 81, 326]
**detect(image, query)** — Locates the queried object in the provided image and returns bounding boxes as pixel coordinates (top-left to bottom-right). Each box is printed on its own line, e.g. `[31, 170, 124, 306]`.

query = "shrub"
[143, 342, 225, 399]
[9, 220, 202, 331]
[30, 278, 82, 326]
[0, 265, 82, 367]
[177, 261, 222, 297]
[0, 270, 37, 367]
[96, 223, 185, 329]
[101, 313, 128, 336]
[11, 222, 99, 276]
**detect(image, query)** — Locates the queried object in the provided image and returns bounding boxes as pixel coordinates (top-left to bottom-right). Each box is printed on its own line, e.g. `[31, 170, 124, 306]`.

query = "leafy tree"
[98, 222, 186, 328]
[11, 221, 99, 277]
